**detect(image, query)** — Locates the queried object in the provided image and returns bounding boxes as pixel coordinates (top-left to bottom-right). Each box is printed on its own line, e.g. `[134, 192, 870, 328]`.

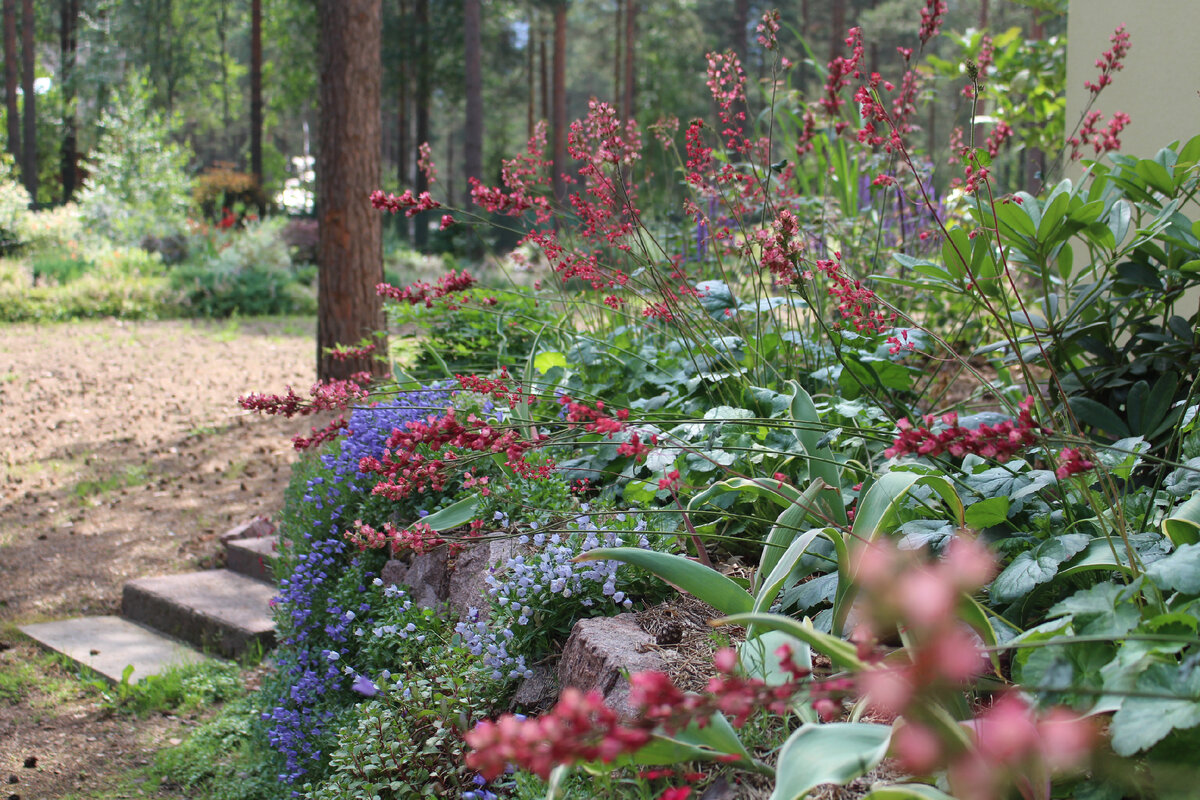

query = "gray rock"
[510, 663, 559, 712]
[557, 613, 664, 719]
[447, 537, 514, 622]
[700, 777, 741, 799]
[380, 549, 450, 610]
[219, 516, 275, 544]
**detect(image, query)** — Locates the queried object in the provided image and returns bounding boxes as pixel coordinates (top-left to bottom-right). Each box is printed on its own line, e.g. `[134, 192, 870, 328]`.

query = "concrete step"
[224, 536, 279, 583]
[122, 570, 276, 659]
[19, 616, 208, 684]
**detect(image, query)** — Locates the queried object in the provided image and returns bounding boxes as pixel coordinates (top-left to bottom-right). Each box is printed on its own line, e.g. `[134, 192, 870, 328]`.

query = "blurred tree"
[3, 0, 17, 169]
[20, 0, 33, 200]
[464, 0, 482, 203]
[60, 0, 79, 202]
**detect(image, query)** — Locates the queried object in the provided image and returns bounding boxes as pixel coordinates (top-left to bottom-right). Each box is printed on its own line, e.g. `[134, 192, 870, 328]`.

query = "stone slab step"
[122, 570, 276, 659]
[225, 536, 279, 583]
[19, 616, 208, 684]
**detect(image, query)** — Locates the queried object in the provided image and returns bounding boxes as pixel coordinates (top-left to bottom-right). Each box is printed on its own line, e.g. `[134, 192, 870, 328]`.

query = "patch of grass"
[72, 463, 151, 502]
[91, 658, 245, 717]
[0, 629, 103, 707]
[148, 693, 281, 800]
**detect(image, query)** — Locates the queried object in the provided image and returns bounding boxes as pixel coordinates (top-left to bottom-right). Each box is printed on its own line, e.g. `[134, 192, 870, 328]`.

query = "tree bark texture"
[19, 0, 33, 201]
[316, 0, 386, 381]
[60, 0, 78, 203]
[829, 0, 846, 61]
[4, 0, 18, 174]
[551, 1, 566, 207]
[613, 0, 621, 105]
[250, 0, 263, 183]
[463, 0, 482, 203]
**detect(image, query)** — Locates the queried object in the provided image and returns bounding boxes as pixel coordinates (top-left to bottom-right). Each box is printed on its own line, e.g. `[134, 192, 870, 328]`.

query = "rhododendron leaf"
[576, 548, 754, 615]
[861, 786, 955, 800]
[1110, 662, 1200, 756]
[715, 613, 863, 671]
[770, 722, 892, 800]
[420, 496, 479, 532]
[1068, 397, 1131, 439]
[990, 533, 1091, 603]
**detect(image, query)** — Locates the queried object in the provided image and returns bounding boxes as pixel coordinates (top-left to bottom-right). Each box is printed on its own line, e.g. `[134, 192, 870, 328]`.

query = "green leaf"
[965, 496, 1010, 528]
[758, 479, 833, 592]
[420, 496, 479, 532]
[1068, 396, 1132, 439]
[990, 533, 1091, 603]
[577, 548, 754, 615]
[862, 786, 957, 800]
[533, 350, 567, 373]
[1146, 542, 1200, 595]
[715, 613, 864, 671]
[942, 227, 971, 280]
[740, 629, 812, 685]
[770, 723, 892, 800]
[1110, 662, 1200, 756]
[1164, 495, 1200, 547]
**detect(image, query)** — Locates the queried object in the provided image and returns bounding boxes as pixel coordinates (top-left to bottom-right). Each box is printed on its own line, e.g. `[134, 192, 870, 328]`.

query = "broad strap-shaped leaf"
[1164, 495, 1200, 547]
[715, 613, 865, 671]
[420, 496, 480, 531]
[757, 480, 831, 592]
[770, 723, 892, 800]
[861, 786, 956, 800]
[576, 547, 754, 616]
[626, 712, 756, 770]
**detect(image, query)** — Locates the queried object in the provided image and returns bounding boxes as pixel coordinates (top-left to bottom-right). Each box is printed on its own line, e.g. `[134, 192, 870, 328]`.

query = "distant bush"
[0, 155, 31, 256]
[193, 162, 270, 224]
[280, 217, 319, 264]
[77, 72, 194, 247]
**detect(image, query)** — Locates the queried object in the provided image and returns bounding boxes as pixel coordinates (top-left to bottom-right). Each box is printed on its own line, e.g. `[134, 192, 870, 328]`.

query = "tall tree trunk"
[60, 0, 78, 203]
[539, 15, 548, 124]
[413, 0, 430, 249]
[730, 0, 747, 128]
[2, 0, 16, 168]
[526, 4, 534, 138]
[250, 0, 263, 184]
[218, 0, 231, 154]
[621, 0, 635, 122]
[551, 1, 566, 206]
[613, 0, 621, 105]
[463, 0, 482, 203]
[316, 0, 386, 381]
[19, 0, 33, 202]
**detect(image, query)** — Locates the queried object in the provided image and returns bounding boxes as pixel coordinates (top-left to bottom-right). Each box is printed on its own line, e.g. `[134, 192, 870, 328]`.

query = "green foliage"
[0, 155, 30, 255]
[306, 649, 505, 799]
[77, 72, 195, 247]
[92, 659, 244, 717]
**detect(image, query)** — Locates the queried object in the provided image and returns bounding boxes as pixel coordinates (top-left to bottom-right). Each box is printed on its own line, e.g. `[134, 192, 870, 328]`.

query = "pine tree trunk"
[61, 0, 78, 203]
[20, 0, 34, 202]
[2, 0, 16, 168]
[413, 0, 430, 249]
[830, 0, 846, 60]
[551, 1, 566, 206]
[316, 0, 386, 381]
[539, 15, 548, 125]
[250, 0, 263, 184]
[526, 4, 534, 139]
[613, 0, 621, 105]
[463, 0, 483, 203]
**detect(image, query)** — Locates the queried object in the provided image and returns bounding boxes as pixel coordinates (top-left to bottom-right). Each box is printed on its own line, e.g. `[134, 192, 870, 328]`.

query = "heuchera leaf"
[990, 533, 1091, 603]
[1146, 542, 1200, 595]
[1110, 662, 1200, 756]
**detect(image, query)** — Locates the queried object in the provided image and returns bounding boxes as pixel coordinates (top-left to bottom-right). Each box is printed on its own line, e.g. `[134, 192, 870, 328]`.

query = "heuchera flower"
[884, 396, 1040, 462]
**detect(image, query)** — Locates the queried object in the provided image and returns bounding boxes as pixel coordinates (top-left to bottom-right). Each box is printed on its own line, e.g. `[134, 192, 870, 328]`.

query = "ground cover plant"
[127, 4, 1200, 800]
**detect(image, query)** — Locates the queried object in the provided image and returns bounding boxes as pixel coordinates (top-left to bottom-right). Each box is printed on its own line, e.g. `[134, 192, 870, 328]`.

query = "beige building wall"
[1066, 0, 1200, 170]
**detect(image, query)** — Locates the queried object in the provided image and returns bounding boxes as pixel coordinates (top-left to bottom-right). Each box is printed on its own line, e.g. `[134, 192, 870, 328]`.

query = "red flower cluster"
[293, 415, 349, 451]
[239, 372, 373, 419]
[705, 51, 748, 150]
[376, 269, 477, 307]
[567, 100, 644, 248]
[1055, 447, 1095, 480]
[1084, 24, 1131, 95]
[919, 0, 948, 46]
[369, 188, 442, 217]
[470, 122, 554, 224]
[344, 518, 459, 556]
[884, 396, 1040, 461]
[820, 28, 864, 123]
[985, 121, 1013, 158]
[457, 368, 532, 410]
[755, 10, 780, 51]
[1068, 110, 1131, 161]
[327, 342, 378, 362]
[465, 688, 651, 780]
[757, 209, 804, 284]
[358, 408, 544, 501]
[559, 396, 629, 437]
[816, 251, 896, 334]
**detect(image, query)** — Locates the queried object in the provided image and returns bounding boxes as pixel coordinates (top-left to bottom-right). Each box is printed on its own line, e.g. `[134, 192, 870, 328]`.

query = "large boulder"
[556, 613, 665, 719]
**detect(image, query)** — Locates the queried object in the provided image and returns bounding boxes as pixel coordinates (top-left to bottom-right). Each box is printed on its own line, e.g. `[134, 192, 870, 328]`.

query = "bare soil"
[0, 317, 316, 799]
